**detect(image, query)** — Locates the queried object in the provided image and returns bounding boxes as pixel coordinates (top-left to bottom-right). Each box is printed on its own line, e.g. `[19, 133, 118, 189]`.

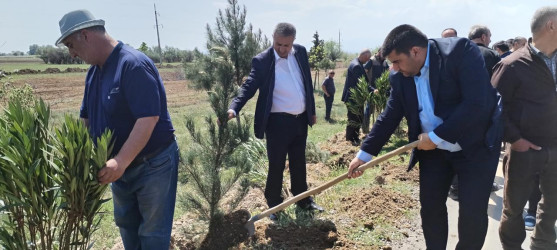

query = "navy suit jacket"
[229, 45, 316, 139]
[360, 38, 501, 170]
[341, 58, 369, 103]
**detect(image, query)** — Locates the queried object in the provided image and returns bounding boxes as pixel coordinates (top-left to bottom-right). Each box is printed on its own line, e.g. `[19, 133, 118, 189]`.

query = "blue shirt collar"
[98, 41, 123, 69]
[421, 43, 431, 75]
[415, 43, 430, 80]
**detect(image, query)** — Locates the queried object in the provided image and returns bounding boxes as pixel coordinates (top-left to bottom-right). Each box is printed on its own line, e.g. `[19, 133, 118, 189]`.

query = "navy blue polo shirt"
[80, 42, 174, 158]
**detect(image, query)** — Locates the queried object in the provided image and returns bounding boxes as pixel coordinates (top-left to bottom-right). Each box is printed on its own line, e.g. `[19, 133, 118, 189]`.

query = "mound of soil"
[164, 132, 420, 249]
[198, 210, 251, 249]
[339, 186, 416, 222]
[14, 68, 39, 74]
[381, 161, 419, 184]
[44, 68, 61, 73]
[64, 67, 87, 73]
[247, 220, 338, 249]
[321, 132, 359, 167]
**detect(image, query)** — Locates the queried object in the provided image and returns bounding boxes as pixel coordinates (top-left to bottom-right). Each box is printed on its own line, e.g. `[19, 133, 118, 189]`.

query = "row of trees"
[137, 43, 195, 64]
[18, 44, 195, 65]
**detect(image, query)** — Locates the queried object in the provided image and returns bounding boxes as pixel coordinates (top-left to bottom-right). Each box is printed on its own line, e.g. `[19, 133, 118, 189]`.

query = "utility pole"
[338, 30, 341, 51]
[154, 3, 163, 66]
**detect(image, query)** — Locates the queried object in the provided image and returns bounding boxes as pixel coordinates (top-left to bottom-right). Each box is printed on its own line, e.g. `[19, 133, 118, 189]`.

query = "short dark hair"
[273, 22, 296, 38]
[468, 25, 490, 40]
[506, 38, 514, 48]
[493, 41, 510, 52]
[381, 24, 428, 58]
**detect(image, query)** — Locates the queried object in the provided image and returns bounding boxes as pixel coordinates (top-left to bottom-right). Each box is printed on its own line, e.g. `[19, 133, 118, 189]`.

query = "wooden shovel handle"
[255, 140, 418, 220]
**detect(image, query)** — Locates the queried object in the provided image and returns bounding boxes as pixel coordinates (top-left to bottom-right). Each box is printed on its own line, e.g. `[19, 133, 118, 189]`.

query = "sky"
[1, 0, 554, 54]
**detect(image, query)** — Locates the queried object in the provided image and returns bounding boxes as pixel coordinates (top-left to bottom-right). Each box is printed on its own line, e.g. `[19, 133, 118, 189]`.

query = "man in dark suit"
[342, 49, 372, 145]
[468, 25, 501, 77]
[227, 23, 322, 220]
[445, 25, 501, 202]
[347, 24, 501, 249]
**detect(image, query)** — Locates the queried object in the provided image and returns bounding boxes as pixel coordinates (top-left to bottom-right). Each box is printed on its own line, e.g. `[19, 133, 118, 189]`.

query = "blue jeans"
[111, 140, 179, 249]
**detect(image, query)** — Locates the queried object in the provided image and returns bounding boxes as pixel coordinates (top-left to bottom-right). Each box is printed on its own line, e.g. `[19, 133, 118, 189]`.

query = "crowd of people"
[55, 5, 557, 250]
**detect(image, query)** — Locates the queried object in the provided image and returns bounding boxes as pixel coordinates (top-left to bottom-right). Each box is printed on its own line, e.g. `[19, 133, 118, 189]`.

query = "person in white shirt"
[227, 23, 323, 220]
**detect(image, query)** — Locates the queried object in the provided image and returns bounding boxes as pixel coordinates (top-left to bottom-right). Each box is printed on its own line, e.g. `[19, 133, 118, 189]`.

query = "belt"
[270, 111, 307, 118]
[129, 138, 175, 168]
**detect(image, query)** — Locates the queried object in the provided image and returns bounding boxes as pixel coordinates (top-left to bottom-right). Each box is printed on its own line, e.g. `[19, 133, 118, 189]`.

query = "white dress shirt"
[270, 47, 306, 114]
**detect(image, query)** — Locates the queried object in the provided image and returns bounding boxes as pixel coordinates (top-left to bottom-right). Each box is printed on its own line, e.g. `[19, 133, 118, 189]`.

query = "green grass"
[0, 56, 42, 63]
[1, 62, 418, 249]
[0, 62, 90, 72]
[0, 58, 181, 73]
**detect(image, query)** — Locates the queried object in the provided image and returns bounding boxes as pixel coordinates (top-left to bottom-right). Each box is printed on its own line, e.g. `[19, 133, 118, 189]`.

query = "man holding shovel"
[347, 25, 501, 249]
[228, 23, 323, 220]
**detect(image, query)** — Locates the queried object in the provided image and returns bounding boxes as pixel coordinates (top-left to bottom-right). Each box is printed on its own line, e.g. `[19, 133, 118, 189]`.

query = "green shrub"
[0, 99, 113, 249]
[305, 141, 329, 164]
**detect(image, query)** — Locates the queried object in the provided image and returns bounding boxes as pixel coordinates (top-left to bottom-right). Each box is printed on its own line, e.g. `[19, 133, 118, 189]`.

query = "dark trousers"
[264, 112, 310, 208]
[345, 104, 361, 142]
[323, 94, 334, 119]
[418, 148, 499, 250]
[499, 147, 557, 250]
[528, 174, 541, 215]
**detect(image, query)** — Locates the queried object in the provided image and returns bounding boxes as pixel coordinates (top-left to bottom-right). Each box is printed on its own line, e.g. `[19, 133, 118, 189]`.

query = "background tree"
[309, 31, 325, 89]
[162, 46, 182, 63]
[182, 0, 264, 235]
[138, 42, 149, 53]
[206, 0, 268, 86]
[323, 40, 342, 63]
[182, 46, 253, 234]
[28, 44, 39, 55]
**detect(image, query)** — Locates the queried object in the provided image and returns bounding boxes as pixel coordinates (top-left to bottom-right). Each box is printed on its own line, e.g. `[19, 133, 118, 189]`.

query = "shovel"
[244, 140, 419, 235]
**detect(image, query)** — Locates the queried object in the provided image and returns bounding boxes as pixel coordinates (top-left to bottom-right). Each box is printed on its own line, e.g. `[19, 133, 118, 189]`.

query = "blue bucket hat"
[55, 10, 104, 46]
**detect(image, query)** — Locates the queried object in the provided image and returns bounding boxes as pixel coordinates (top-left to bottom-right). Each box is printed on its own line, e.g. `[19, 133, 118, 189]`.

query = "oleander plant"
[0, 99, 112, 250]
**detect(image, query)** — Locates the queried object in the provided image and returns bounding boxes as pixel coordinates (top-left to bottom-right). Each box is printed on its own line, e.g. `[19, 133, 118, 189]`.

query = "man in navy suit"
[228, 23, 323, 220]
[342, 49, 372, 145]
[347, 24, 501, 249]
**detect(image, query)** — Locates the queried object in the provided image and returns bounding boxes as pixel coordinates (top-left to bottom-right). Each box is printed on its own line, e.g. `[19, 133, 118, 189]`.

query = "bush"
[0, 99, 113, 249]
[305, 141, 329, 164]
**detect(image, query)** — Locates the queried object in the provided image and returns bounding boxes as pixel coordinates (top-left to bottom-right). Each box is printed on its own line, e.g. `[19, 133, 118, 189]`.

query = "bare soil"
[167, 132, 420, 249]
[8, 69, 204, 112]
[16, 71, 423, 249]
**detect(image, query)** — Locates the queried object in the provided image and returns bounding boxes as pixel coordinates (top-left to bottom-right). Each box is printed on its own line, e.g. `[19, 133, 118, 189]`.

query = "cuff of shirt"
[228, 109, 237, 117]
[356, 150, 373, 163]
[428, 131, 444, 145]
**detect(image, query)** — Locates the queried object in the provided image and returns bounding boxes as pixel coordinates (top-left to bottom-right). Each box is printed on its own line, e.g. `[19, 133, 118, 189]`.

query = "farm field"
[0, 59, 421, 249]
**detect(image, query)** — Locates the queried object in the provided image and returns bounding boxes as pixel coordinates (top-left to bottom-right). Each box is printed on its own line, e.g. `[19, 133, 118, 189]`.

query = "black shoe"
[299, 201, 325, 212]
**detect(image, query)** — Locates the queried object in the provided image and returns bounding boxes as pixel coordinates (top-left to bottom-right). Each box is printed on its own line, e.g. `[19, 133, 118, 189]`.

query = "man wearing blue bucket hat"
[56, 10, 178, 249]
